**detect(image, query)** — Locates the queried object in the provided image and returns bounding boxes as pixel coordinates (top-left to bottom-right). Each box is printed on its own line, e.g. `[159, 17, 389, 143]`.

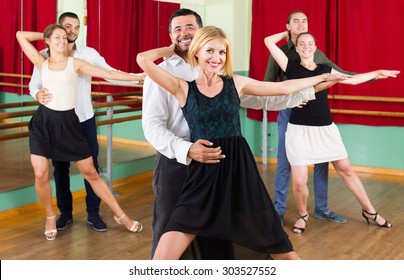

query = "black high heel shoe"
[293, 213, 309, 234]
[362, 209, 392, 228]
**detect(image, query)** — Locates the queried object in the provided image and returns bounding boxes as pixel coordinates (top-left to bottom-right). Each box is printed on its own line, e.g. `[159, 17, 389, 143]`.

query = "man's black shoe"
[56, 214, 73, 231]
[87, 215, 108, 232]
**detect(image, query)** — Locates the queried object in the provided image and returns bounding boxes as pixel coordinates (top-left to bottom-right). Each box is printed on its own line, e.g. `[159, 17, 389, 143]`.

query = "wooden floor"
[0, 164, 403, 260]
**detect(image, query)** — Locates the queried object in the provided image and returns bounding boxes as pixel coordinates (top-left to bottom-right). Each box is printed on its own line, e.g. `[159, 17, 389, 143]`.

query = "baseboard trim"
[254, 157, 404, 177]
[97, 135, 154, 148]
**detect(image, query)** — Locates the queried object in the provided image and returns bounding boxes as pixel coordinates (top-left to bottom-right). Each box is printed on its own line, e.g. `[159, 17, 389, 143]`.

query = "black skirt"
[28, 105, 92, 161]
[164, 136, 293, 254]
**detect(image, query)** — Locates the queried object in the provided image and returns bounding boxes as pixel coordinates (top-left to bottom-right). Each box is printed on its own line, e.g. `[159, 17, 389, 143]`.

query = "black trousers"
[52, 116, 100, 217]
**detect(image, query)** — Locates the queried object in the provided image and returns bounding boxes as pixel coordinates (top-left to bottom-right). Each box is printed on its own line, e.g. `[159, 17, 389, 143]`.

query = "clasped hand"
[188, 139, 226, 164]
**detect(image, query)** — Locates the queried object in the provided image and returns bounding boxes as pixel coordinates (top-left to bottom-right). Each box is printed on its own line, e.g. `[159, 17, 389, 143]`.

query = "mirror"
[0, 0, 176, 193]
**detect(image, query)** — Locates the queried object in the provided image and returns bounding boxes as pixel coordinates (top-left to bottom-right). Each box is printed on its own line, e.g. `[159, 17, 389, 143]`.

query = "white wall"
[182, 0, 252, 73]
[58, 0, 86, 45]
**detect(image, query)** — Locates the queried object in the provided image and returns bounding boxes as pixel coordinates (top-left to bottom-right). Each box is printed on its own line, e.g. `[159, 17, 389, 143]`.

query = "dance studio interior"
[1, 0, 403, 264]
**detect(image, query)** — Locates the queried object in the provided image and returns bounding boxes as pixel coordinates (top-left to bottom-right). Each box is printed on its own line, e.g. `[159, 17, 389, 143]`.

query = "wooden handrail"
[94, 107, 142, 118]
[0, 82, 28, 88]
[329, 94, 404, 103]
[0, 73, 31, 79]
[92, 98, 142, 108]
[0, 110, 37, 120]
[0, 72, 143, 86]
[0, 115, 142, 141]
[0, 96, 141, 110]
[0, 101, 39, 110]
[91, 91, 143, 98]
[0, 132, 29, 141]
[96, 115, 142, 126]
[91, 80, 143, 88]
[0, 99, 141, 120]
[330, 109, 404, 118]
[0, 121, 30, 130]
[0, 110, 139, 129]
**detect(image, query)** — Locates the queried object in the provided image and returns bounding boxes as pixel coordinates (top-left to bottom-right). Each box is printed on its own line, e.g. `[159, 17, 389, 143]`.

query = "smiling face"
[188, 26, 233, 76]
[60, 16, 80, 43]
[195, 38, 227, 74]
[287, 12, 308, 44]
[44, 25, 68, 55]
[295, 33, 317, 59]
[169, 14, 200, 59]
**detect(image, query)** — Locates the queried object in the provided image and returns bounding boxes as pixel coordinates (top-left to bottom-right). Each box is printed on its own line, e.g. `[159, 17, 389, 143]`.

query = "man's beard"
[67, 37, 77, 43]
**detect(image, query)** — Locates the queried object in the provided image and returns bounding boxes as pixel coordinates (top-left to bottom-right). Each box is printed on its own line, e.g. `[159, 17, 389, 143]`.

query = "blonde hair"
[188, 26, 233, 77]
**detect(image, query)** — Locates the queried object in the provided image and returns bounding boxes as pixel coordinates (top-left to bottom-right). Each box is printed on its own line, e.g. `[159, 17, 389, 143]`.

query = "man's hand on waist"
[188, 139, 225, 164]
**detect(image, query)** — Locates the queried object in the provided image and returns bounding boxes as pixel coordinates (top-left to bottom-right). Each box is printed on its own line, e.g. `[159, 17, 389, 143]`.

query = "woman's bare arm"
[74, 58, 144, 83]
[15, 31, 46, 69]
[136, 44, 188, 106]
[264, 31, 289, 72]
[332, 68, 400, 85]
[234, 73, 346, 97]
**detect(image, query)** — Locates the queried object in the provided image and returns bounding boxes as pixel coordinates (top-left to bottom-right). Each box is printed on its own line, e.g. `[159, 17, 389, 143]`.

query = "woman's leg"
[332, 158, 391, 226]
[291, 165, 310, 233]
[153, 231, 196, 260]
[75, 157, 141, 232]
[31, 154, 56, 238]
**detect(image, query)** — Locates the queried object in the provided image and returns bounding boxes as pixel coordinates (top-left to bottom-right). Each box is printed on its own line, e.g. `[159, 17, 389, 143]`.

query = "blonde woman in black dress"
[137, 26, 347, 260]
[16, 24, 144, 240]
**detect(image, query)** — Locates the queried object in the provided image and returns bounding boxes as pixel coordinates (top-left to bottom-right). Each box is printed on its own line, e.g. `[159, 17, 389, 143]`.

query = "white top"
[42, 56, 77, 111]
[29, 43, 139, 122]
[142, 54, 315, 165]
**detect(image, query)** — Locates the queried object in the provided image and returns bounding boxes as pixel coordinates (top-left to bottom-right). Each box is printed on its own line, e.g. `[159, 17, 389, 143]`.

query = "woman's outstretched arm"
[234, 73, 347, 97]
[332, 68, 400, 85]
[74, 59, 144, 83]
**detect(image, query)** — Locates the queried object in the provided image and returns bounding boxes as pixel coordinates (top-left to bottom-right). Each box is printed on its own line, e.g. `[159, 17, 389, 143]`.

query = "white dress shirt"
[239, 88, 315, 111]
[29, 43, 139, 122]
[142, 54, 315, 166]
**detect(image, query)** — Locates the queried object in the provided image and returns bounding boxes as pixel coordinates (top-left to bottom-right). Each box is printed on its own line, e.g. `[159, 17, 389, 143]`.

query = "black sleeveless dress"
[163, 77, 293, 254]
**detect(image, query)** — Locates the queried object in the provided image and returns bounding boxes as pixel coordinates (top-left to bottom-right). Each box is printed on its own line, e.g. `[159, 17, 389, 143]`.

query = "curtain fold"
[329, 0, 404, 126]
[86, 0, 179, 94]
[0, 0, 56, 94]
[248, 0, 404, 126]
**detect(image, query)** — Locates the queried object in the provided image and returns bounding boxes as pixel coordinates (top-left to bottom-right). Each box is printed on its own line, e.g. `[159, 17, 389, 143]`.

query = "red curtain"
[330, 1, 404, 126]
[86, 0, 179, 94]
[248, 0, 404, 126]
[0, 0, 56, 94]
